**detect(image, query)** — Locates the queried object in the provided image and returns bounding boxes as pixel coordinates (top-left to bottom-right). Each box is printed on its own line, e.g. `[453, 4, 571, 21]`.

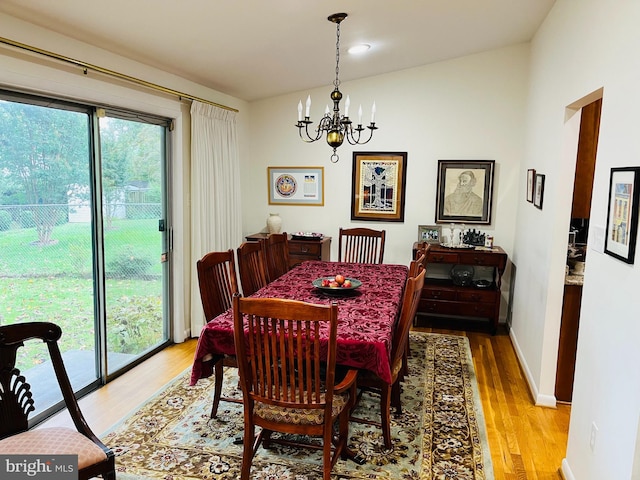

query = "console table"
[246, 233, 331, 268]
[412, 242, 507, 334]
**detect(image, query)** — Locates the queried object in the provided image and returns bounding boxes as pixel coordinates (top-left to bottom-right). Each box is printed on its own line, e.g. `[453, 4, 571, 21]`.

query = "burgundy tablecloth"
[190, 260, 408, 386]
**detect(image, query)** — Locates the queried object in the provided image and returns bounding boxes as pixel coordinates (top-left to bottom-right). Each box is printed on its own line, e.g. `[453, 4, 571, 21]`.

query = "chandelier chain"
[334, 21, 341, 89]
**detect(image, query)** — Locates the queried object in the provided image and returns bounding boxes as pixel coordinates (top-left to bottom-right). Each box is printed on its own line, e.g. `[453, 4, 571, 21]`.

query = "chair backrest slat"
[233, 295, 338, 411]
[338, 227, 386, 264]
[197, 249, 239, 321]
[237, 240, 270, 296]
[265, 233, 290, 281]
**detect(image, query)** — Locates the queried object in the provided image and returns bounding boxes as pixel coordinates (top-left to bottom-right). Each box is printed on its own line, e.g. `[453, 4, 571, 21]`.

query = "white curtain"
[189, 101, 242, 335]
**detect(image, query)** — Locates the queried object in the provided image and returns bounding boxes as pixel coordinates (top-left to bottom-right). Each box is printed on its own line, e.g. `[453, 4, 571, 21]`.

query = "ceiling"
[0, 0, 556, 102]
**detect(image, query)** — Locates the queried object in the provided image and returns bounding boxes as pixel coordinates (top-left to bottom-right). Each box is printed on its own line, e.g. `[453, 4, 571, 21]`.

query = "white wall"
[0, 12, 249, 341]
[245, 45, 529, 292]
[512, 0, 640, 478]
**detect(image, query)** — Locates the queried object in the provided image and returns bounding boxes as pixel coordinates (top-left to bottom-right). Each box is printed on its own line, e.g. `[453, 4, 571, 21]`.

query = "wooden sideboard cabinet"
[246, 233, 331, 268]
[413, 242, 507, 334]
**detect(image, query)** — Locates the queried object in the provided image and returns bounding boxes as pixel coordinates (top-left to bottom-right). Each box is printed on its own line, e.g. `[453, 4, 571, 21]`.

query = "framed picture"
[267, 166, 324, 206]
[533, 173, 545, 209]
[351, 152, 408, 222]
[604, 167, 640, 264]
[526, 168, 536, 203]
[418, 225, 442, 244]
[435, 160, 495, 224]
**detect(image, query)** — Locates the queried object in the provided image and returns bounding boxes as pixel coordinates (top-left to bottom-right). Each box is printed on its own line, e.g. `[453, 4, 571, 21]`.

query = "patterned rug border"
[101, 332, 494, 479]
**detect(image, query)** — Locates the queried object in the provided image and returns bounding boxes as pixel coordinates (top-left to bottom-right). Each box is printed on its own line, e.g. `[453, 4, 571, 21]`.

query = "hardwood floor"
[414, 320, 571, 480]
[42, 323, 570, 480]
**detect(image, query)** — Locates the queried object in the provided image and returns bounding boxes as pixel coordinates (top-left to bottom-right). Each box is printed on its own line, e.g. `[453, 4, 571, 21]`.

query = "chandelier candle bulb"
[345, 95, 350, 117]
[371, 102, 376, 123]
[297, 101, 302, 121]
[305, 95, 311, 117]
[358, 105, 363, 124]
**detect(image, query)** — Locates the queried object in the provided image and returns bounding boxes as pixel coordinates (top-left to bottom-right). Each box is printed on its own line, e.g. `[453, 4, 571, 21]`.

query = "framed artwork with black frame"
[351, 151, 407, 222]
[435, 160, 495, 224]
[527, 168, 536, 203]
[604, 167, 640, 264]
[533, 173, 545, 209]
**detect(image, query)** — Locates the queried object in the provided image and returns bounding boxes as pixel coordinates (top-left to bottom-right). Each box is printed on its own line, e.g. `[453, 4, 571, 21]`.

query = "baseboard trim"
[509, 328, 557, 408]
[561, 458, 575, 480]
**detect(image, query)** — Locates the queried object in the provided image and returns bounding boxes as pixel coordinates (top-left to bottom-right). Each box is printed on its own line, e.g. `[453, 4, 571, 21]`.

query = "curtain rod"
[0, 35, 239, 113]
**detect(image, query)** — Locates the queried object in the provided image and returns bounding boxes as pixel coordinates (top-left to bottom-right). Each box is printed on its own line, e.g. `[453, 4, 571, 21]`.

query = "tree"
[0, 100, 89, 244]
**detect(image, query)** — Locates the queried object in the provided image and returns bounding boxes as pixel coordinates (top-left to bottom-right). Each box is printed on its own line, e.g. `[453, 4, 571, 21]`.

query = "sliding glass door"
[0, 91, 171, 420]
[98, 111, 169, 376]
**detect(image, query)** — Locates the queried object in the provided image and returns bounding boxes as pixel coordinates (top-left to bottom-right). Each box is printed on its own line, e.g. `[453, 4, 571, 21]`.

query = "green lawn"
[0, 219, 164, 359]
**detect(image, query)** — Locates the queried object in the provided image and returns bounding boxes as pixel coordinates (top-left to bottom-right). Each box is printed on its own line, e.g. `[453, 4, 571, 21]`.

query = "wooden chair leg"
[380, 385, 392, 450]
[241, 424, 255, 480]
[391, 379, 402, 415]
[210, 358, 224, 418]
[323, 426, 333, 480]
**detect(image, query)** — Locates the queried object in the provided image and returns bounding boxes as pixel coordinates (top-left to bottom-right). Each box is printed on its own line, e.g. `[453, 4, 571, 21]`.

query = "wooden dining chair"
[264, 232, 290, 281]
[232, 294, 358, 480]
[410, 242, 429, 278]
[338, 227, 386, 264]
[0, 322, 116, 480]
[196, 249, 241, 418]
[236, 239, 270, 296]
[352, 268, 425, 450]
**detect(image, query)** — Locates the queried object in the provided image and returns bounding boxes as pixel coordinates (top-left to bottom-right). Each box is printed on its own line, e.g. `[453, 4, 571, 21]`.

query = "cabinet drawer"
[289, 241, 322, 257]
[457, 252, 505, 268]
[456, 289, 497, 303]
[419, 299, 495, 318]
[426, 252, 459, 264]
[422, 286, 457, 301]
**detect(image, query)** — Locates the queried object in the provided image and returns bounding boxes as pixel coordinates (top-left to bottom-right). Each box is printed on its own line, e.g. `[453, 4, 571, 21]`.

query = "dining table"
[190, 260, 409, 387]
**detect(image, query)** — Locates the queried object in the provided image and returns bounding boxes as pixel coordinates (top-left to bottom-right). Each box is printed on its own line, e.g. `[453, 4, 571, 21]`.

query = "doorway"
[555, 96, 602, 403]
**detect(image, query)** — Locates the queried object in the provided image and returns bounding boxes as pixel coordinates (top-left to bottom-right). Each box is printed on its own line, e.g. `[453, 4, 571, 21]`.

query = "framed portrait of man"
[435, 160, 495, 224]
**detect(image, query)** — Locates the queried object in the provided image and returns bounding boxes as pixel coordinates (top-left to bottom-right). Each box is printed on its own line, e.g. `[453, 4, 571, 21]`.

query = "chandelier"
[295, 13, 378, 163]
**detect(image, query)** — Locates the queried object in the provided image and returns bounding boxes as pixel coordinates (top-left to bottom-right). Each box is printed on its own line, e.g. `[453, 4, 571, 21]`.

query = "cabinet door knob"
[301, 246, 309, 253]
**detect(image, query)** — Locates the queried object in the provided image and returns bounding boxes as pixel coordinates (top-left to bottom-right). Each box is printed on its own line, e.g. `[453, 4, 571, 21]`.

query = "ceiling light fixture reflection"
[348, 44, 370, 55]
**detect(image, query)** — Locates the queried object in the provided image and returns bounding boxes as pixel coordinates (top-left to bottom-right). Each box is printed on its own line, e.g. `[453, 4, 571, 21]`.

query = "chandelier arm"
[344, 123, 378, 145]
[296, 121, 325, 143]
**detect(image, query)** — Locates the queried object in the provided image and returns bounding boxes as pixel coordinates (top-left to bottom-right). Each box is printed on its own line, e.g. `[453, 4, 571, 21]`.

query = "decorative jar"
[266, 213, 282, 234]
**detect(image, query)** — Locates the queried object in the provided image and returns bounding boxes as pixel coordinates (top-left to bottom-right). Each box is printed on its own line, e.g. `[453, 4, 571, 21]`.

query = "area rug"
[102, 332, 494, 479]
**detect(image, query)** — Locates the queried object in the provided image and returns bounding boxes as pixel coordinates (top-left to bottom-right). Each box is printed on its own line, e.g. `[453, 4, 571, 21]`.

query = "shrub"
[107, 251, 153, 279]
[107, 295, 163, 354]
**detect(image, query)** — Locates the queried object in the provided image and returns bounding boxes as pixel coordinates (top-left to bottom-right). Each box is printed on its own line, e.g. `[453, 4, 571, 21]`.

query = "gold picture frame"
[351, 152, 407, 222]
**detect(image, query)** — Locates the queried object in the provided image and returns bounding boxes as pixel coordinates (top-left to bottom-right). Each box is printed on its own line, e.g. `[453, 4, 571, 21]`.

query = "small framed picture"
[417, 225, 442, 244]
[526, 169, 536, 203]
[604, 167, 640, 264]
[534, 173, 545, 209]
